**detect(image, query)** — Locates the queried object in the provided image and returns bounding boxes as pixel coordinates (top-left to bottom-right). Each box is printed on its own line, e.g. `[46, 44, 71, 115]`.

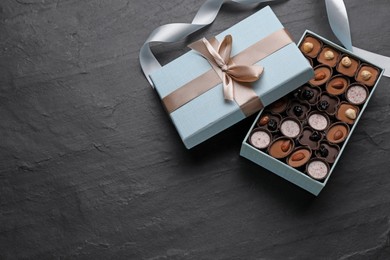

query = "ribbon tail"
[325, 0, 352, 51]
[223, 74, 235, 101]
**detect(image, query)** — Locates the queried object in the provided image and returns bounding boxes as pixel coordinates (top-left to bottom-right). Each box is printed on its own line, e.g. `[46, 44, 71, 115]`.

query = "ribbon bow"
[193, 35, 264, 101]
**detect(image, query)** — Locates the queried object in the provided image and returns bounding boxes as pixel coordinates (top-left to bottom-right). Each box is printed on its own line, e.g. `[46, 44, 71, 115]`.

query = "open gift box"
[149, 6, 313, 149]
[240, 30, 384, 195]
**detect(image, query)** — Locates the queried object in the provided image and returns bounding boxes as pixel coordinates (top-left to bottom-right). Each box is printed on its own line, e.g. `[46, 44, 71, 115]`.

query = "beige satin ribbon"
[162, 28, 293, 116]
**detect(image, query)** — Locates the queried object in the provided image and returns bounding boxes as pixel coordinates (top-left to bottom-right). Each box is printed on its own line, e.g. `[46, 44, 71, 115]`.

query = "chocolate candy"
[287, 148, 311, 168]
[336, 55, 359, 77]
[249, 128, 271, 150]
[356, 65, 379, 87]
[267, 119, 277, 131]
[299, 85, 321, 105]
[268, 137, 294, 159]
[310, 131, 321, 141]
[318, 100, 329, 111]
[287, 101, 310, 120]
[293, 106, 303, 116]
[346, 84, 368, 105]
[300, 36, 322, 58]
[269, 97, 289, 114]
[280, 118, 302, 138]
[327, 122, 349, 144]
[317, 46, 340, 67]
[315, 142, 340, 164]
[306, 159, 330, 180]
[318, 145, 329, 157]
[336, 103, 359, 124]
[326, 75, 349, 95]
[301, 89, 314, 100]
[309, 65, 332, 86]
[317, 94, 340, 116]
[308, 112, 329, 131]
[298, 127, 323, 150]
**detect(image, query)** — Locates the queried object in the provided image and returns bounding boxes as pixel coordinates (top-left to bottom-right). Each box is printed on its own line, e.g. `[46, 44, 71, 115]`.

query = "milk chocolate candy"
[317, 46, 340, 67]
[336, 54, 359, 77]
[309, 65, 332, 86]
[326, 122, 350, 144]
[268, 137, 295, 159]
[355, 64, 380, 87]
[300, 36, 322, 58]
[326, 75, 349, 96]
[287, 147, 312, 168]
[336, 102, 359, 124]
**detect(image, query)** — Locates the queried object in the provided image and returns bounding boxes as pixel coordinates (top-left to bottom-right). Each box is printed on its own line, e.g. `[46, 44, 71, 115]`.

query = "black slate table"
[1, 0, 390, 259]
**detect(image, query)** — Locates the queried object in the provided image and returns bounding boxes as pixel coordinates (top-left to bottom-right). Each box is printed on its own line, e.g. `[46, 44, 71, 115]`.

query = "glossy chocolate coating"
[326, 122, 349, 144]
[326, 75, 349, 96]
[286, 101, 310, 120]
[287, 148, 311, 168]
[355, 65, 379, 87]
[268, 137, 294, 159]
[299, 85, 321, 105]
[269, 97, 289, 114]
[336, 103, 359, 124]
[315, 142, 340, 164]
[317, 94, 340, 115]
[336, 55, 359, 77]
[300, 36, 322, 58]
[309, 65, 332, 86]
[298, 127, 323, 150]
[317, 46, 340, 67]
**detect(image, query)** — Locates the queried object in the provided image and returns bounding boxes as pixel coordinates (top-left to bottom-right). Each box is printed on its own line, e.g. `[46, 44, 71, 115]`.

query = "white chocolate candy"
[308, 114, 328, 131]
[307, 160, 328, 180]
[250, 130, 271, 149]
[281, 120, 301, 138]
[347, 85, 367, 105]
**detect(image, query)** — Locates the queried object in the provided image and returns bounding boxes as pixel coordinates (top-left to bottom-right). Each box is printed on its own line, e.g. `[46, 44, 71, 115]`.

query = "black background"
[1, 0, 390, 259]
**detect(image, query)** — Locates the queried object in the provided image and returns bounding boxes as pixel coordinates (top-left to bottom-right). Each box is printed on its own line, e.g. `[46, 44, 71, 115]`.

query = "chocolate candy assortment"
[247, 33, 381, 182]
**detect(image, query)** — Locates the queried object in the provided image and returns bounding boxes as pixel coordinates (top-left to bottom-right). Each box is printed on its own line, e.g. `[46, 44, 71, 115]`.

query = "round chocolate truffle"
[280, 118, 302, 138]
[336, 55, 359, 77]
[308, 113, 329, 131]
[336, 103, 359, 124]
[287, 147, 312, 168]
[317, 46, 340, 67]
[249, 128, 271, 149]
[326, 122, 349, 144]
[326, 75, 349, 96]
[306, 159, 330, 180]
[355, 65, 380, 87]
[309, 65, 332, 86]
[346, 84, 368, 105]
[268, 137, 295, 159]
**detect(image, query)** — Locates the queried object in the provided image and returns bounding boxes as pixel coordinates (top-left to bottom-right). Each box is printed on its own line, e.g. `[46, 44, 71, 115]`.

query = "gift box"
[240, 30, 384, 195]
[149, 6, 313, 149]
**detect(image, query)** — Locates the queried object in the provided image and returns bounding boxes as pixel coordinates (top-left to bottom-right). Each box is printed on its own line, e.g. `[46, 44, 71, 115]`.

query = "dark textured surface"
[1, 0, 390, 259]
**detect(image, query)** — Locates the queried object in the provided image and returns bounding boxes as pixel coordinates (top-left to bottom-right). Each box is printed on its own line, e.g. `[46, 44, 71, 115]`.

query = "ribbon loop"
[192, 35, 264, 101]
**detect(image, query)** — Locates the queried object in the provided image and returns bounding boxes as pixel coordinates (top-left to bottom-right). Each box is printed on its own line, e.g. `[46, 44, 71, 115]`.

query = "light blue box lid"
[150, 6, 314, 149]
